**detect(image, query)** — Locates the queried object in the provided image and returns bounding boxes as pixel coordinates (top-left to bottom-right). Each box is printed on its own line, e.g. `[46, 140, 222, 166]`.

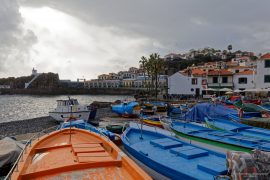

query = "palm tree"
[139, 56, 147, 90]
[148, 53, 164, 99]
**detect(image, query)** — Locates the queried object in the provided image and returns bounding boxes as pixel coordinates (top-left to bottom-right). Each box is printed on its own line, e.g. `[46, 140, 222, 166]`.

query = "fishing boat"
[171, 121, 270, 152]
[148, 101, 167, 112]
[121, 123, 228, 179]
[160, 117, 172, 131]
[142, 115, 163, 128]
[205, 118, 270, 141]
[106, 124, 125, 134]
[228, 113, 270, 129]
[49, 98, 91, 122]
[234, 101, 269, 113]
[7, 128, 151, 180]
[111, 101, 140, 117]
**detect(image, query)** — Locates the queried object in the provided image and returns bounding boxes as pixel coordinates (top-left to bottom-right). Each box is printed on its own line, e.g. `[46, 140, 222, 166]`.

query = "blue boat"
[121, 123, 227, 180]
[171, 121, 270, 152]
[205, 118, 270, 141]
[111, 101, 140, 117]
[58, 119, 116, 140]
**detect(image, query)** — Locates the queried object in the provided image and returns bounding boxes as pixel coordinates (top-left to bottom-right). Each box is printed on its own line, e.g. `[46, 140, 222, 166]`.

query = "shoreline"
[0, 88, 142, 95]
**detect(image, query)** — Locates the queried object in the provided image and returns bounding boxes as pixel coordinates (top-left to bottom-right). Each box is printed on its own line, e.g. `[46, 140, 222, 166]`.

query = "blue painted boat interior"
[122, 125, 227, 179]
[171, 122, 270, 151]
[206, 118, 270, 141]
[59, 119, 115, 140]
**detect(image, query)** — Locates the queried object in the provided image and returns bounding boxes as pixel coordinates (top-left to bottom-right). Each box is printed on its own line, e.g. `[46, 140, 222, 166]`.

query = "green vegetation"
[139, 53, 165, 98]
[0, 73, 59, 89]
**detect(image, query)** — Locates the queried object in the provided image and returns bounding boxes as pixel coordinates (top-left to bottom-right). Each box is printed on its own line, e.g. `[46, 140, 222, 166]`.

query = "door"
[195, 88, 200, 98]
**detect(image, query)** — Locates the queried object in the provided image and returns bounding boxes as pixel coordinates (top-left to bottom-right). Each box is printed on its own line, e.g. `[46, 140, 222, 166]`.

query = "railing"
[4, 125, 58, 180]
[207, 82, 233, 87]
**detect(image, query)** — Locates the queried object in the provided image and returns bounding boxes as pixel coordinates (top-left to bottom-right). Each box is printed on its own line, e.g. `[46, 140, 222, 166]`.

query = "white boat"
[49, 98, 90, 122]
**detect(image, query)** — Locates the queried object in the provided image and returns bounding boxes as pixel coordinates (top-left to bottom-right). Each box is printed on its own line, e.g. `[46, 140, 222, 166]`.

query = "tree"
[147, 53, 164, 99]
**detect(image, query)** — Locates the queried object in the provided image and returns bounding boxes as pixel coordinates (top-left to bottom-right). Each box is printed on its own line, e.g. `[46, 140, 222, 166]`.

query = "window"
[222, 77, 228, 83]
[235, 70, 239, 73]
[191, 78, 197, 85]
[202, 79, 207, 85]
[265, 75, 270, 83]
[213, 77, 218, 83]
[265, 60, 270, 68]
[238, 77, 247, 84]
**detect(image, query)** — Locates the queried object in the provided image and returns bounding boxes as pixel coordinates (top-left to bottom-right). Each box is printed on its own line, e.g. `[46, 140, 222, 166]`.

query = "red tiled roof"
[235, 70, 256, 75]
[261, 53, 270, 59]
[192, 69, 206, 75]
[179, 68, 206, 76]
[207, 69, 233, 76]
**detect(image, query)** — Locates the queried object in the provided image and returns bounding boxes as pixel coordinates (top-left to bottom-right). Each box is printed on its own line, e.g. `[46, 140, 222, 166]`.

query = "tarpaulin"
[184, 103, 238, 122]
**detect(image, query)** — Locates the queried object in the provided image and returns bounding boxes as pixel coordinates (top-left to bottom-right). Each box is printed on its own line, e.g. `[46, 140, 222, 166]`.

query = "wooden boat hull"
[10, 128, 151, 180]
[49, 111, 90, 122]
[240, 118, 270, 129]
[205, 118, 270, 141]
[171, 122, 270, 153]
[172, 128, 251, 153]
[143, 119, 163, 128]
[121, 123, 227, 179]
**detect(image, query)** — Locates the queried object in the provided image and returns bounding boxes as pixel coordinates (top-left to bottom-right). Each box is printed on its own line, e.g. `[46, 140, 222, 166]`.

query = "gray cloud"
[22, 0, 270, 53]
[0, 0, 37, 76]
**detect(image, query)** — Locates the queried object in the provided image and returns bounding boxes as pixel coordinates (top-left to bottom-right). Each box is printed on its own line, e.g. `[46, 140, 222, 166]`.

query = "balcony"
[207, 82, 233, 88]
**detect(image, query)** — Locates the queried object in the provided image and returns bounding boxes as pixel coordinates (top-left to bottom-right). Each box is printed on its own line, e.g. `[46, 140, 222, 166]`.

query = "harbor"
[1, 94, 270, 179]
[2, 1, 270, 179]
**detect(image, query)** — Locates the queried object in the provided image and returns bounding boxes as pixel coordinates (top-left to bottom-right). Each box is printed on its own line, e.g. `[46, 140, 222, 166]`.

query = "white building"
[85, 79, 120, 88]
[233, 70, 256, 90]
[256, 53, 270, 89]
[168, 69, 207, 96]
[207, 69, 233, 89]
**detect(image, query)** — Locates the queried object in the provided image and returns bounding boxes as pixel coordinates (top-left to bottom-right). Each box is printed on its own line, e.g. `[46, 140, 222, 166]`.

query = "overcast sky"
[1, 0, 270, 80]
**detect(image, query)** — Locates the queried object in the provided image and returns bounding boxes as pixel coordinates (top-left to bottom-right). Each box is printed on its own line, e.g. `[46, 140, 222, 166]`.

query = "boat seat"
[170, 146, 208, 159]
[208, 131, 235, 137]
[197, 162, 227, 175]
[150, 138, 183, 149]
[76, 151, 113, 163]
[72, 143, 105, 154]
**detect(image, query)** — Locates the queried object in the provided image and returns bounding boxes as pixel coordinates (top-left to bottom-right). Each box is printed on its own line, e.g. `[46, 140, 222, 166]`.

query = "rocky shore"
[0, 107, 116, 139]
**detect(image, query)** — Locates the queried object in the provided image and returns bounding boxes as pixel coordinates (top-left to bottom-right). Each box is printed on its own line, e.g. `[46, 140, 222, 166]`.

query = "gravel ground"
[0, 107, 115, 139]
[0, 116, 59, 139]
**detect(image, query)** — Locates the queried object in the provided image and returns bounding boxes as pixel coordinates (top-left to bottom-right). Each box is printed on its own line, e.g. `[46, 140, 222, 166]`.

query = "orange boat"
[9, 128, 152, 180]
